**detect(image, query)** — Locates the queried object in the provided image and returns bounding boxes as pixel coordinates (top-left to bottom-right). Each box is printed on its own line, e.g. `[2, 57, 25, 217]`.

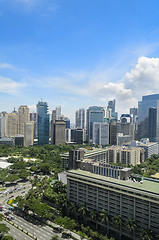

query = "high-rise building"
[30, 112, 37, 138]
[52, 120, 66, 145]
[108, 99, 115, 113]
[5, 112, 18, 137]
[138, 94, 159, 140]
[86, 106, 105, 143]
[93, 122, 109, 146]
[37, 101, 49, 145]
[148, 107, 157, 142]
[75, 108, 85, 129]
[0, 112, 6, 138]
[18, 105, 30, 135]
[24, 121, 34, 147]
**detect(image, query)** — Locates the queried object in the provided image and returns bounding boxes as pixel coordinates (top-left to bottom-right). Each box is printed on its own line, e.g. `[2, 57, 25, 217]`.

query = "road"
[4, 220, 33, 240]
[11, 212, 59, 240]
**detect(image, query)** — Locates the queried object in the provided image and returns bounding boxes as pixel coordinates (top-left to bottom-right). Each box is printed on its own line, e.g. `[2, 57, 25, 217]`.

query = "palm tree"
[112, 215, 122, 227]
[78, 205, 89, 222]
[90, 210, 98, 221]
[126, 218, 137, 232]
[100, 209, 108, 224]
[140, 228, 154, 240]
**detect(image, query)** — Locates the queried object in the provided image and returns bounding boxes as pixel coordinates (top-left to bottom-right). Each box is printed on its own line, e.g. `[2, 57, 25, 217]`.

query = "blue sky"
[1, 0, 159, 122]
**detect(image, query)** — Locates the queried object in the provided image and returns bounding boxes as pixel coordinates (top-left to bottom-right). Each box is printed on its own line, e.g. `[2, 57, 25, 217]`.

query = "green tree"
[126, 218, 137, 232]
[100, 209, 108, 224]
[112, 215, 122, 227]
[50, 236, 59, 240]
[2, 236, 15, 240]
[0, 223, 9, 236]
[140, 228, 154, 240]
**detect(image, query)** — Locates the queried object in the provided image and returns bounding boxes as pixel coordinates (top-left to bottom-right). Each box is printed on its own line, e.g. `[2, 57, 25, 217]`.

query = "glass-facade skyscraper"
[37, 101, 49, 145]
[86, 106, 105, 142]
[138, 94, 159, 140]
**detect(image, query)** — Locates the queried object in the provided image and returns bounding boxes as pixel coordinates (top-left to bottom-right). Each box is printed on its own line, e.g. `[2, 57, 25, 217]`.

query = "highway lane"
[11, 212, 61, 240]
[4, 220, 33, 240]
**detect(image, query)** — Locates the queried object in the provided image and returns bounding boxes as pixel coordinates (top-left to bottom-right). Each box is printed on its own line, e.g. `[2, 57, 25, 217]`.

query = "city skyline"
[1, 0, 159, 121]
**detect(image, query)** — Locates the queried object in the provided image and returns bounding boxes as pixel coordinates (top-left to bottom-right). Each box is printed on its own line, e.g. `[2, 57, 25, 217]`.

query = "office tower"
[18, 105, 30, 135]
[148, 108, 157, 142]
[5, 112, 18, 137]
[117, 122, 134, 141]
[64, 117, 70, 129]
[86, 106, 105, 143]
[109, 123, 117, 145]
[108, 99, 115, 112]
[120, 114, 132, 123]
[93, 122, 109, 146]
[138, 94, 159, 139]
[130, 107, 138, 116]
[24, 121, 34, 147]
[0, 112, 6, 138]
[75, 108, 85, 129]
[56, 106, 61, 120]
[30, 112, 37, 138]
[14, 135, 24, 146]
[37, 101, 49, 145]
[107, 99, 118, 122]
[52, 120, 66, 145]
[74, 129, 84, 144]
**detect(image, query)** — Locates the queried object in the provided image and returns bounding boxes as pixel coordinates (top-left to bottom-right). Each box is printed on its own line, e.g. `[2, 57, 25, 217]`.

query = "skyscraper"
[5, 112, 18, 137]
[52, 120, 66, 145]
[86, 106, 105, 143]
[18, 105, 30, 135]
[138, 94, 159, 140]
[108, 99, 115, 113]
[37, 101, 49, 145]
[75, 108, 85, 129]
[24, 121, 34, 147]
[93, 122, 109, 146]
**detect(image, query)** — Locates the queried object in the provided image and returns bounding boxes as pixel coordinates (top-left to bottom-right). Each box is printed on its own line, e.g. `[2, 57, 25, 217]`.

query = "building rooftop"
[67, 169, 159, 196]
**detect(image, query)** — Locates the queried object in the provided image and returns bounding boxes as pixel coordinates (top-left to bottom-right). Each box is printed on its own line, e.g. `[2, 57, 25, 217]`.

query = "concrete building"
[67, 169, 159, 239]
[5, 113, 18, 137]
[14, 135, 24, 146]
[93, 122, 109, 146]
[18, 105, 30, 135]
[0, 115, 5, 138]
[117, 133, 132, 146]
[30, 112, 37, 138]
[24, 121, 34, 147]
[0, 137, 13, 146]
[62, 146, 145, 169]
[124, 139, 159, 160]
[52, 120, 66, 145]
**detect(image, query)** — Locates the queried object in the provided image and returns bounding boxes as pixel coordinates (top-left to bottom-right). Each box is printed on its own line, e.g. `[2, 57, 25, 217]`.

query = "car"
[3, 214, 7, 218]
[10, 195, 14, 198]
[7, 216, 14, 220]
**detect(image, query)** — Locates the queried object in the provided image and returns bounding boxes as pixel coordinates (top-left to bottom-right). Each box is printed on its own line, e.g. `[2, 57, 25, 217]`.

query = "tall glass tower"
[86, 106, 105, 143]
[138, 94, 159, 140]
[37, 101, 49, 145]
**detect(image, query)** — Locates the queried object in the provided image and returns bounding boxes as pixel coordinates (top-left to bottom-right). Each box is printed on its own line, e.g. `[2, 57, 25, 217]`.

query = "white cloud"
[12, 0, 58, 15]
[125, 56, 159, 96]
[0, 63, 15, 69]
[0, 76, 26, 94]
